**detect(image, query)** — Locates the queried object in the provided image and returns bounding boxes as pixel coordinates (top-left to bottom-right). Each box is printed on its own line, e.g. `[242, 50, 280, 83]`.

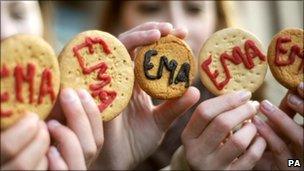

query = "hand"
[253, 83, 303, 170]
[0, 113, 50, 170]
[181, 91, 266, 170]
[48, 88, 104, 169]
[97, 22, 199, 169]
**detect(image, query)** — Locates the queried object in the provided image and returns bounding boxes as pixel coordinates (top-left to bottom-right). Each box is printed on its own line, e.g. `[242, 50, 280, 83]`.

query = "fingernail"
[160, 22, 173, 29]
[261, 100, 275, 112]
[24, 112, 39, 121]
[61, 88, 76, 102]
[299, 82, 304, 91]
[146, 29, 160, 36]
[47, 120, 61, 130]
[50, 146, 60, 157]
[288, 94, 301, 106]
[237, 90, 251, 102]
[77, 88, 90, 102]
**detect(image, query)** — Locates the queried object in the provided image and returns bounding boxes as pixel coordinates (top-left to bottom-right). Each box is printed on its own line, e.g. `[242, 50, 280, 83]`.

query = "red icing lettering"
[73, 37, 117, 112]
[14, 63, 36, 103]
[0, 64, 12, 117]
[275, 37, 303, 72]
[201, 40, 266, 90]
[38, 69, 56, 104]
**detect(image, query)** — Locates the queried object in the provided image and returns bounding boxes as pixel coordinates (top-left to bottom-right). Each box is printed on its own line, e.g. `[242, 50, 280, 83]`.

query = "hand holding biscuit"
[181, 91, 266, 170]
[0, 113, 50, 170]
[97, 22, 199, 169]
[253, 83, 303, 170]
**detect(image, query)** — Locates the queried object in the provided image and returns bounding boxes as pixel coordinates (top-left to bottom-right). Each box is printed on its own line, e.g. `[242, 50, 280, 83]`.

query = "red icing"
[38, 69, 56, 104]
[1, 64, 12, 117]
[201, 40, 266, 90]
[14, 63, 36, 103]
[73, 37, 117, 112]
[275, 37, 303, 72]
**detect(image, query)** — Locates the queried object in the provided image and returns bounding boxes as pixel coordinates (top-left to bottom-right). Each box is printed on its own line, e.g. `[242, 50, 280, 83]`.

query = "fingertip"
[172, 27, 188, 39]
[147, 29, 161, 40]
[297, 82, 304, 97]
[187, 86, 200, 102]
[60, 88, 77, 102]
[47, 119, 61, 131]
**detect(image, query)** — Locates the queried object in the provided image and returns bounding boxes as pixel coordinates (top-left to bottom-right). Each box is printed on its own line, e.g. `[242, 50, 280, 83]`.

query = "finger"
[34, 156, 48, 170]
[121, 22, 173, 37]
[153, 86, 200, 132]
[77, 89, 104, 149]
[119, 29, 161, 52]
[287, 93, 304, 115]
[60, 88, 97, 163]
[199, 101, 259, 153]
[47, 146, 68, 170]
[230, 136, 266, 170]
[1, 113, 39, 164]
[298, 82, 304, 98]
[253, 116, 292, 169]
[171, 27, 188, 39]
[260, 100, 303, 147]
[215, 123, 257, 166]
[182, 91, 251, 140]
[47, 120, 86, 170]
[279, 92, 296, 118]
[1, 121, 50, 170]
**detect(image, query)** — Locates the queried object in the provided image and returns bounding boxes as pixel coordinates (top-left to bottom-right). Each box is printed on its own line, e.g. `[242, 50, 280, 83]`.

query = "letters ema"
[201, 40, 266, 90]
[0, 63, 56, 117]
[73, 37, 117, 112]
[143, 49, 191, 88]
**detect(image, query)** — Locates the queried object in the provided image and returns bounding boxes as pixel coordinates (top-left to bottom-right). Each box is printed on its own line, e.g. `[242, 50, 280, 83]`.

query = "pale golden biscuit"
[135, 35, 196, 99]
[267, 28, 303, 91]
[199, 28, 268, 96]
[1, 34, 60, 130]
[59, 30, 134, 121]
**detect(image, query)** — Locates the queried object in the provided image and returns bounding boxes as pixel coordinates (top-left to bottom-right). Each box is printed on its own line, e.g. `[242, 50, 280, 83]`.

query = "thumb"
[153, 86, 200, 131]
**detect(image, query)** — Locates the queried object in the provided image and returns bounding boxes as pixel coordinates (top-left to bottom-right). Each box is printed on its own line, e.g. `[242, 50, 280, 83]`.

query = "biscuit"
[59, 30, 134, 121]
[135, 35, 196, 99]
[199, 28, 268, 95]
[1, 34, 60, 130]
[267, 28, 303, 91]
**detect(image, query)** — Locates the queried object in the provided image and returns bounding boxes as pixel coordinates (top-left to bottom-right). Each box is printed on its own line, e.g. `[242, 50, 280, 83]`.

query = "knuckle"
[226, 96, 240, 109]
[273, 143, 288, 155]
[196, 103, 212, 122]
[230, 137, 247, 153]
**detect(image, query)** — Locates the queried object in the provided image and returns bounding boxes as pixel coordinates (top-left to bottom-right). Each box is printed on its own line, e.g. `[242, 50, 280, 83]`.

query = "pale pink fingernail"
[61, 88, 76, 102]
[50, 146, 60, 157]
[288, 94, 301, 106]
[77, 88, 90, 101]
[261, 100, 275, 112]
[237, 90, 251, 102]
[47, 120, 61, 130]
[299, 82, 304, 91]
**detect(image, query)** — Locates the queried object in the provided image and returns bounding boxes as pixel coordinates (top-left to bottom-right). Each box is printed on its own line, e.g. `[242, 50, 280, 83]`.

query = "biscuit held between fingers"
[198, 28, 268, 96]
[267, 28, 303, 91]
[58, 30, 134, 121]
[0, 34, 60, 130]
[135, 35, 196, 99]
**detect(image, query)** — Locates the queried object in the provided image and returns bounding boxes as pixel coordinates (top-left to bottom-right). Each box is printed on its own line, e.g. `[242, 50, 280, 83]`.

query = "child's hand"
[181, 91, 266, 170]
[253, 83, 303, 170]
[97, 21, 198, 170]
[0, 113, 50, 170]
[48, 88, 104, 168]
